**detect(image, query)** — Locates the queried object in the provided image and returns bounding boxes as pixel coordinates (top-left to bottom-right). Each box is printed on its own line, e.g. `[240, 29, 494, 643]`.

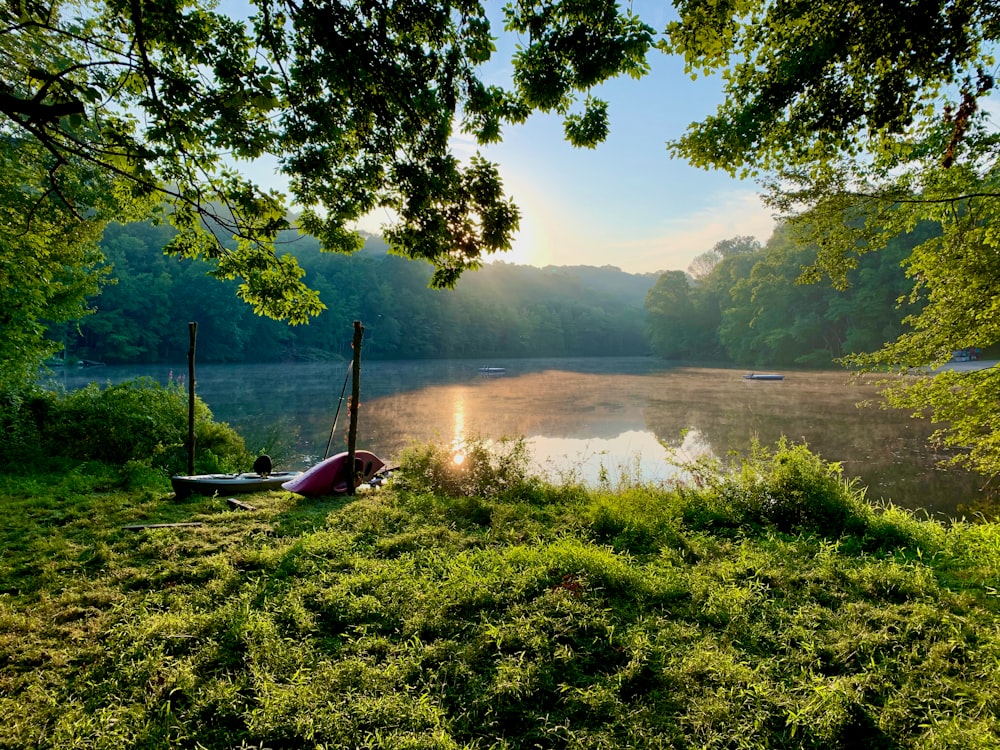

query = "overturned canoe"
[743, 373, 785, 380]
[282, 450, 387, 497]
[171, 471, 302, 498]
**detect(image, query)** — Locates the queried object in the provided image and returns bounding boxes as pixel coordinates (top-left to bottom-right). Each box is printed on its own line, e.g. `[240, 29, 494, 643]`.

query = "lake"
[54, 357, 983, 516]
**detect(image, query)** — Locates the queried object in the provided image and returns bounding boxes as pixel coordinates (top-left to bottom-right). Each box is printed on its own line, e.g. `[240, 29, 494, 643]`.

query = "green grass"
[1, 443, 999, 749]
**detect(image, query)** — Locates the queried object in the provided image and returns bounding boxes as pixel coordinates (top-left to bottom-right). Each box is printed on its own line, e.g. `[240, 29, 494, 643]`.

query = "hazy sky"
[228, 0, 777, 277]
[363, 1, 776, 275]
[471, 52, 777, 275]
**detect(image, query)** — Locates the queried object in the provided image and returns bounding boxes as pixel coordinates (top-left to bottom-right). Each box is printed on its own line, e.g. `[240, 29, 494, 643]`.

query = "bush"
[156, 419, 253, 475]
[395, 436, 539, 499]
[0, 388, 54, 468]
[47, 378, 190, 464]
[682, 439, 867, 537]
[1, 378, 250, 473]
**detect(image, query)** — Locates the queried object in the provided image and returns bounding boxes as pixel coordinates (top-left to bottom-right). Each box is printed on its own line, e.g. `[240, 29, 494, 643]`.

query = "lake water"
[54, 357, 983, 516]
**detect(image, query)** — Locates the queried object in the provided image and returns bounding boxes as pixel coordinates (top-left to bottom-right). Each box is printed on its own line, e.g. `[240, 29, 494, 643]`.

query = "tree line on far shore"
[59, 221, 655, 364]
[644, 227, 930, 367]
[57, 216, 946, 370]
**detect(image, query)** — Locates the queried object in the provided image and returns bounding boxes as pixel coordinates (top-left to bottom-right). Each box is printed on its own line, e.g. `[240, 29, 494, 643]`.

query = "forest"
[59, 215, 937, 369]
[643, 228, 931, 367]
[60, 221, 656, 363]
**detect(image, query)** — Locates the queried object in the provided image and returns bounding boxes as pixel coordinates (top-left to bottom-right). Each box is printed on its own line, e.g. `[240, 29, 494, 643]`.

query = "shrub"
[752, 440, 864, 534]
[682, 439, 867, 537]
[156, 419, 252, 475]
[395, 436, 539, 499]
[0, 388, 53, 468]
[2, 378, 249, 473]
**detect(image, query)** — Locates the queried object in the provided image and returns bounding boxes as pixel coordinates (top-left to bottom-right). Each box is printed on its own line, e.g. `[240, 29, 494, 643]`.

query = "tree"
[719, 227, 846, 366]
[665, 0, 996, 180]
[687, 236, 760, 280]
[1, 0, 656, 388]
[664, 0, 1000, 476]
[2, 0, 653, 311]
[644, 270, 703, 360]
[0, 133, 132, 391]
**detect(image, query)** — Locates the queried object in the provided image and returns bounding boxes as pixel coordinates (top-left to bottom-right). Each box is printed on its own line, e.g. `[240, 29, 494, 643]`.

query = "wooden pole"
[187, 322, 197, 476]
[346, 320, 364, 495]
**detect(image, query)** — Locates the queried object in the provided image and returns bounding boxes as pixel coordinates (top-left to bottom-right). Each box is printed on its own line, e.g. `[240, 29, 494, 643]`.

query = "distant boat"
[282, 450, 387, 497]
[479, 366, 506, 376]
[743, 372, 785, 381]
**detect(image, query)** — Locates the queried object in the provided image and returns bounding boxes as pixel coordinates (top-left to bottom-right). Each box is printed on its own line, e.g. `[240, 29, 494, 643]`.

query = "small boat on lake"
[743, 372, 785, 381]
[479, 366, 506, 376]
[171, 471, 302, 498]
[282, 450, 387, 497]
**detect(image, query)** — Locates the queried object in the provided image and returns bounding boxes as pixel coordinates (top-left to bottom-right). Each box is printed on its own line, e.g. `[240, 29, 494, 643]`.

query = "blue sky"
[228, 0, 776, 276]
[381, 1, 776, 275]
[470, 49, 777, 275]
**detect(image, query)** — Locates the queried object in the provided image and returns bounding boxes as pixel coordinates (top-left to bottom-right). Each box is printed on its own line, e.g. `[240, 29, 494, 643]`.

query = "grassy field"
[1, 442, 998, 749]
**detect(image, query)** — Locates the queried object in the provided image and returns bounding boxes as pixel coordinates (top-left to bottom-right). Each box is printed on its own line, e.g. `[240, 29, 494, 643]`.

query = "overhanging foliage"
[665, 0, 1000, 477]
[1, 0, 654, 308]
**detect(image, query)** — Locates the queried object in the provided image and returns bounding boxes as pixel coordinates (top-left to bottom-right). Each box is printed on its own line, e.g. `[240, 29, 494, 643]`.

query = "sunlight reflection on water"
[528, 428, 713, 486]
[54, 358, 984, 515]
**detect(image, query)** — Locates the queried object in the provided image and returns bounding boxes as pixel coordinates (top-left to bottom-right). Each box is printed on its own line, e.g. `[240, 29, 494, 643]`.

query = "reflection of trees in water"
[640, 368, 980, 512]
[642, 368, 880, 459]
[658, 428, 714, 466]
[61, 361, 980, 513]
[325, 365, 981, 512]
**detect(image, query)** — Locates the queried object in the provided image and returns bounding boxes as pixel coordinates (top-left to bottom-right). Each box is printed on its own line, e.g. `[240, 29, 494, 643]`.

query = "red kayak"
[282, 450, 387, 496]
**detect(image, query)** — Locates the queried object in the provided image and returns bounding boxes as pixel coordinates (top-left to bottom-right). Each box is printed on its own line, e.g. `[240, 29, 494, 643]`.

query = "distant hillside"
[537, 264, 660, 301]
[63, 224, 655, 364]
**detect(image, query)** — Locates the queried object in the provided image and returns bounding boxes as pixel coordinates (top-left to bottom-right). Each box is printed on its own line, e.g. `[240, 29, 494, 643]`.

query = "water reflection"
[451, 389, 467, 464]
[528, 428, 713, 486]
[55, 358, 982, 515]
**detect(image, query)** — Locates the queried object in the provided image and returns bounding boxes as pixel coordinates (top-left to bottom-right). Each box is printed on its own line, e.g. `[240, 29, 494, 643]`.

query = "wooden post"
[187, 322, 197, 476]
[347, 320, 364, 495]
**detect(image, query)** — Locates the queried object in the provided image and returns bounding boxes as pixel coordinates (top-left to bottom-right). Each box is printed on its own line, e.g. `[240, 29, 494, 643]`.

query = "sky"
[229, 0, 777, 277]
[466, 55, 778, 275]
[363, 1, 776, 275]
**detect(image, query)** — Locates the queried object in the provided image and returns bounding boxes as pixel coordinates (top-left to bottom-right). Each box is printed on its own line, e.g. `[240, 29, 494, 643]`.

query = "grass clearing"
[1, 443, 999, 748]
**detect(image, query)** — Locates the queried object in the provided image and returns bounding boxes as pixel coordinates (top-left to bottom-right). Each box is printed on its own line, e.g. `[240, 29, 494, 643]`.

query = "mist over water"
[56, 358, 982, 516]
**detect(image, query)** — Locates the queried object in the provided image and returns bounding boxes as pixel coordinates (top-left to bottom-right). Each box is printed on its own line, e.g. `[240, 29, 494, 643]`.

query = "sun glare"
[496, 232, 535, 266]
[494, 210, 549, 267]
[451, 391, 467, 466]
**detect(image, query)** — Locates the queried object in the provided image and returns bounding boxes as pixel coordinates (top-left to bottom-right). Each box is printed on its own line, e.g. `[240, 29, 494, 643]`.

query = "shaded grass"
[1, 445, 999, 749]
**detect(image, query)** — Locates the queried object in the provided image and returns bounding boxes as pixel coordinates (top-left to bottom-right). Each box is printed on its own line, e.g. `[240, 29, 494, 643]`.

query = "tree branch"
[0, 89, 84, 123]
[855, 190, 1000, 204]
[128, 0, 162, 109]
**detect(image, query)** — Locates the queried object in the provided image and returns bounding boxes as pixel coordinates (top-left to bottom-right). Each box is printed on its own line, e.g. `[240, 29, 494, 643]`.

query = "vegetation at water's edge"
[0, 378, 253, 476]
[2, 424, 998, 748]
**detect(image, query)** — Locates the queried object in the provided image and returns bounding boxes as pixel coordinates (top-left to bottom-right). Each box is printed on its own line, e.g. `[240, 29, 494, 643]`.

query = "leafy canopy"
[665, 0, 1000, 476]
[1, 0, 654, 309]
[0, 133, 134, 392]
[665, 0, 997, 179]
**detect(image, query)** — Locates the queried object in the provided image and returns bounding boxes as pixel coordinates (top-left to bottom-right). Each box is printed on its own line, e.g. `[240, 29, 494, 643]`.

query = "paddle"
[323, 361, 353, 460]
